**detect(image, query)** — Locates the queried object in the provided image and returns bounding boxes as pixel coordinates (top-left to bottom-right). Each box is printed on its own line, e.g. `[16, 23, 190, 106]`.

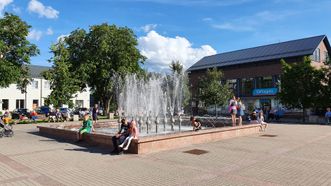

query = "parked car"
[60, 108, 73, 121]
[73, 108, 88, 119]
[12, 108, 30, 119]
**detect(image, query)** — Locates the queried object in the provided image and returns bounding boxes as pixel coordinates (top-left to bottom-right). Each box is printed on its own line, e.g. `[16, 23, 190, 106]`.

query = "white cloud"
[57, 34, 69, 42]
[28, 0, 59, 19]
[28, 29, 43, 41]
[138, 31, 217, 71]
[140, 24, 158, 33]
[212, 23, 254, 32]
[0, 0, 13, 14]
[202, 17, 213, 22]
[46, 27, 53, 35]
[211, 10, 297, 32]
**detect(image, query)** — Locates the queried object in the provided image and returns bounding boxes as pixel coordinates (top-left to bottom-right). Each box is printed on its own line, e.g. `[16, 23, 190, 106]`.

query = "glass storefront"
[240, 78, 254, 97]
[256, 76, 273, 88]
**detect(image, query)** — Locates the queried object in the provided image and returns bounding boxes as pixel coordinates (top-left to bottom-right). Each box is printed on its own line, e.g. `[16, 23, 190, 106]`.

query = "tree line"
[1, 13, 331, 118]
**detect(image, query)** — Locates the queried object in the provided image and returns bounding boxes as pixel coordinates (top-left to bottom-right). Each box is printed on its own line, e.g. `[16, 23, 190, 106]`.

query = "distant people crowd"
[228, 96, 268, 131]
[228, 96, 245, 127]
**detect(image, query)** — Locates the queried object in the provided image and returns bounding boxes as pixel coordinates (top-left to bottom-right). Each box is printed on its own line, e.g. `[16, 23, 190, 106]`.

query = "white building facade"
[0, 65, 90, 112]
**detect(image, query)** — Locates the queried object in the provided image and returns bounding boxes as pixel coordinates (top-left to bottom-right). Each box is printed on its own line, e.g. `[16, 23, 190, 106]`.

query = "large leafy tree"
[321, 65, 331, 107]
[43, 42, 81, 108]
[277, 57, 325, 122]
[48, 24, 145, 113]
[198, 67, 233, 116]
[0, 13, 39, 90]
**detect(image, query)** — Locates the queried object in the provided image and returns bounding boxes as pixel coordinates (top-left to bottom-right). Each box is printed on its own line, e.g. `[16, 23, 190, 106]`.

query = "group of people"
[228, 96, 245, 127]
[228, 96, 267, 131]
[111, 118, 138, 155]
[0, 112, 14, 137]
[76, 113, 138, 155]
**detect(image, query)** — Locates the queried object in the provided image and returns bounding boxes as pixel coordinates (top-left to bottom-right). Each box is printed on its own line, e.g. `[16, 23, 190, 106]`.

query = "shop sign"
[252, 88, 278, 96]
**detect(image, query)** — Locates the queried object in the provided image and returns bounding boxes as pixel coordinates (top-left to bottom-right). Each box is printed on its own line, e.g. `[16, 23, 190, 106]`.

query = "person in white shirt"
[258, 111, 268, 131]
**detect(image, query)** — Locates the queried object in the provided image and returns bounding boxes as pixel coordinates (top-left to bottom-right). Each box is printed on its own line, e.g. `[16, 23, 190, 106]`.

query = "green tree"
[0, 13, 39, 90]
[43, 42, 80, 108]
[49, 24, 145, 114]
[168, 61, 190, 113]
[277, 57, 325, 122]
[85, 24, 145, 114]
[321, 65, 331, 107]
[198, 67, 233, 117]
[326, 55, 331, 66]
[169, 60, 183, 74]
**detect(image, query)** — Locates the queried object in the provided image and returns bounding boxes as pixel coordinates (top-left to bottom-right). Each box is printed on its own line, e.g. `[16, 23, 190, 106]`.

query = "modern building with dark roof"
[187, 35, 330, 114]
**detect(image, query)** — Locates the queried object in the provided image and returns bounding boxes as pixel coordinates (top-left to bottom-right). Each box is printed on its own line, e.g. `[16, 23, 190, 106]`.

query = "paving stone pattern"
[1, 123, 331, 185]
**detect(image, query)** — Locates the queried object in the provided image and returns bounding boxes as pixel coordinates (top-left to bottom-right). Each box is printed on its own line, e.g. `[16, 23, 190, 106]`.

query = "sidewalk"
[1, 123, 331, 185]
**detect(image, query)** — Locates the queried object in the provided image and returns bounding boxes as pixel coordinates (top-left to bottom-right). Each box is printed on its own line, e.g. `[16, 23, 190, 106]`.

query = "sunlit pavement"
[1, 123, 331, 185]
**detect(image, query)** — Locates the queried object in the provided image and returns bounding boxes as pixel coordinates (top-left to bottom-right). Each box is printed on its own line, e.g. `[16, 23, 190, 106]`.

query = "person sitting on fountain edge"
[119, 120, 138, 151]
[77, 113, 94, 142]
[190, 116, 202, 131]
[111, 118, 130, 155]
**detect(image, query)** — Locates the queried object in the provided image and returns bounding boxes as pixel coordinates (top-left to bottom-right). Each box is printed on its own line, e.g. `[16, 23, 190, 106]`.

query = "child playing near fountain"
[190, 116, 202, 131]
[77, 113, 94, 142]
[258, 111, 268, 132]
[118, 120, 138, 151]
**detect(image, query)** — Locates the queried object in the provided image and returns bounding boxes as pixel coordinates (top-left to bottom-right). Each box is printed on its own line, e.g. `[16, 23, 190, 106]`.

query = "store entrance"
[260, 99, 271, 113]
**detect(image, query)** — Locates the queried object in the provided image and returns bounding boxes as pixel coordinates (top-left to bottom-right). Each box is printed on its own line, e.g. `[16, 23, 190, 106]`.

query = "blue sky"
[1, 0, 331, 71]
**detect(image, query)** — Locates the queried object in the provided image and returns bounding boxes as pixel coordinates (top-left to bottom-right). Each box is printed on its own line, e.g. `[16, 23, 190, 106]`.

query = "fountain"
[115, 72, 188, 136]
[37, 72, 262, 154]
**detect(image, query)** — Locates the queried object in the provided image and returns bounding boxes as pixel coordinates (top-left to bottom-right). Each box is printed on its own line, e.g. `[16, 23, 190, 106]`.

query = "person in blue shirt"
[325, 107, 331, 125]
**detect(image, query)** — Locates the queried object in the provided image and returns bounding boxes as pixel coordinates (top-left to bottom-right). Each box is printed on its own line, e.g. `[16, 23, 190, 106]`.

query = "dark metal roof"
[28, 65, 50, 78]
[188, 35, 329, 71]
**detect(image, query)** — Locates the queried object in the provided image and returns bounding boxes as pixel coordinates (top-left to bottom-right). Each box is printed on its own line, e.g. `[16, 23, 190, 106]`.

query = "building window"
[2, 99, 9, 110]
[241, 78, 254, 97]
[75, 100, 84, 108]
[227, 79, 237, 94]
[16, 99, 24, 109]
[32, 80, 38, 89]
[44, 81, 50, 89]
[261, 76, 273, 88]
[33, 99, 39, 108]
[325, 51, 329, 63]
[312, 48, 321, 62]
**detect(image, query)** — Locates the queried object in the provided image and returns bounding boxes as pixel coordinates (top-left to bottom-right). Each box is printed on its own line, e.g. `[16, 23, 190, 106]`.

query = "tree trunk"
[104, 98, 111, 116]
[214, 104, 217, 119]
[302, 107, 306, 123]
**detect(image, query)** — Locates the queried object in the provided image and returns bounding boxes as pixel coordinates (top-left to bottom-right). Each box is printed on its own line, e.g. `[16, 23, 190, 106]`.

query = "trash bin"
[108, 113, 114, 119]
[73, 115, 79, 121]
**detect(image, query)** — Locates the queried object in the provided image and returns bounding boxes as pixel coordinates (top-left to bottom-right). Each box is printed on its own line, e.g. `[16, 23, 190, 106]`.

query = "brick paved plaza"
[1, 123, 331, 186]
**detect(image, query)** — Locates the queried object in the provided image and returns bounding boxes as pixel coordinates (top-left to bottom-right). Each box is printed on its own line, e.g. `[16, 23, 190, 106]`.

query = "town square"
[1, 0, 331, 185]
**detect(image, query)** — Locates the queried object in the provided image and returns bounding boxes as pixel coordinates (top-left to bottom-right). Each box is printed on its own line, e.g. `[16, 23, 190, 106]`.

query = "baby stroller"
[0, 118, 14, 138]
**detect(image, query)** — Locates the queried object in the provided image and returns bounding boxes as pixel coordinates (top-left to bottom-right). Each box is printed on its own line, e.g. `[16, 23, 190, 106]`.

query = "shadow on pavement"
[27, 131, 113, 155]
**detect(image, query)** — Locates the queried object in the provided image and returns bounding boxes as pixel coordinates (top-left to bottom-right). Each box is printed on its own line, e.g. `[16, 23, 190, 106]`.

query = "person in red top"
[31, 110, 38, 123]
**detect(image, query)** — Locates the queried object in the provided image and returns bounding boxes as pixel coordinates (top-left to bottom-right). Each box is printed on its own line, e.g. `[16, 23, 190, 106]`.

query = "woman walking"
[230, 101, 237, 127]
[236, 98, 245, 126]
